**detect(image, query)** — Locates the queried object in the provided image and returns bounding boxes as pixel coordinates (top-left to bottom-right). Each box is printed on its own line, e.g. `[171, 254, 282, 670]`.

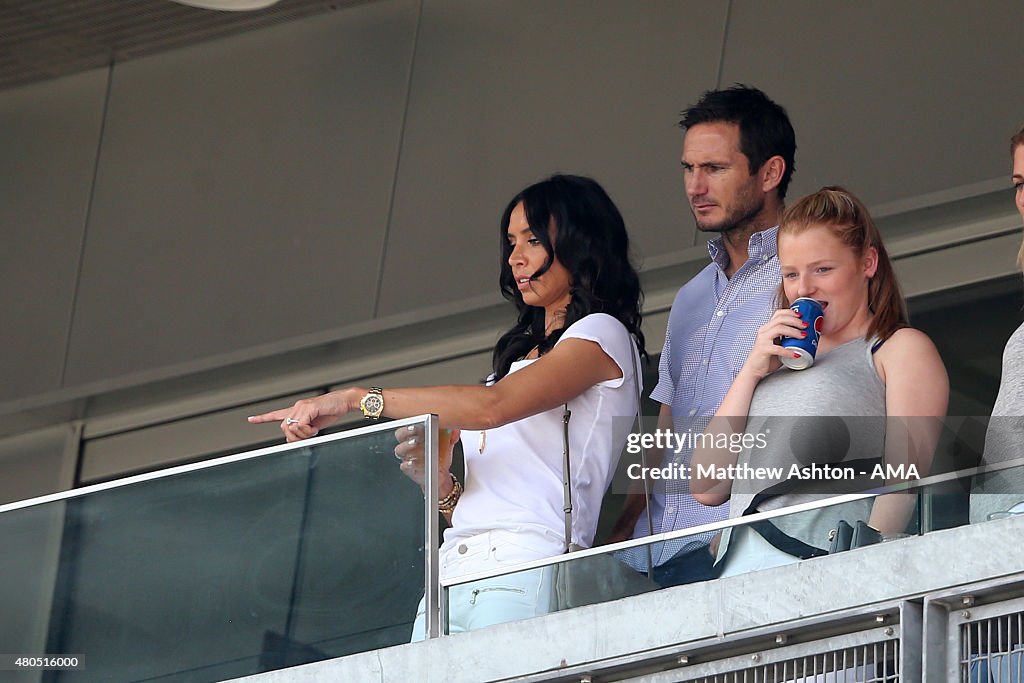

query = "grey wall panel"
[378, 0, 727, 317]
[62, 0, 419, 387]
[0, 424, 79, 505]
[721, 1, 1024, 207]
[0, 70, 108, 403]
[79, 392, 319, 483]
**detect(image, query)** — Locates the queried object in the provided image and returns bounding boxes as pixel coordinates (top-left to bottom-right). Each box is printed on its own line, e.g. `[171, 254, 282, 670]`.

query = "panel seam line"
[59, 61, 115, 389]
[373, 0, 424, 318]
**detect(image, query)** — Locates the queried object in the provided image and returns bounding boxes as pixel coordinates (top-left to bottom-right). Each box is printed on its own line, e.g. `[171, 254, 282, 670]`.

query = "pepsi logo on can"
[781, 297, 824, 370]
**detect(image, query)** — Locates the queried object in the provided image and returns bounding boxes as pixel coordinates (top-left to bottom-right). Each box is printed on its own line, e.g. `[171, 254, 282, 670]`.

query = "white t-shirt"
[445, 313, 640, 555]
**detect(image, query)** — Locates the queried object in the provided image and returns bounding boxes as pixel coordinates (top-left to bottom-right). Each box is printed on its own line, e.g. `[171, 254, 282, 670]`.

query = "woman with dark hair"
[691, 186, 948, 575]
[250, 174, 645, 634]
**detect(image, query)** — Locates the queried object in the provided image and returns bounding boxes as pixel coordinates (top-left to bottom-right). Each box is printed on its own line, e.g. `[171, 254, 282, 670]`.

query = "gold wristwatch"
[359, 386, 385, 420]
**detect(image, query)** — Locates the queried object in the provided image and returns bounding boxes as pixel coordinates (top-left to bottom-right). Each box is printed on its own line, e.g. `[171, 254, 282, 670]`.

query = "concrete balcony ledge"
[232, 516, 1024, 683]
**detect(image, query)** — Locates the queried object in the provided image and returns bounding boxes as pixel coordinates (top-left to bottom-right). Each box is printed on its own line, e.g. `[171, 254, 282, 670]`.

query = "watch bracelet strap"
[364, 386, 384, 419]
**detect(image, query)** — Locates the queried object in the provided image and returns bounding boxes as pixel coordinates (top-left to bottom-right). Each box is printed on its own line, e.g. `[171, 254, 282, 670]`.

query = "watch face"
[363, 394, 383, 416]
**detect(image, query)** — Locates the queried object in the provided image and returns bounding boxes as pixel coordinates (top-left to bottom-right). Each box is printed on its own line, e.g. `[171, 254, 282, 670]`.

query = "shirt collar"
[707, 225, 779, 270]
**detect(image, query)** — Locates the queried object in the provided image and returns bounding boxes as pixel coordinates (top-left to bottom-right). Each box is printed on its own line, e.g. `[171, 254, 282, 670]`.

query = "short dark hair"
[680, 84, 797, 199]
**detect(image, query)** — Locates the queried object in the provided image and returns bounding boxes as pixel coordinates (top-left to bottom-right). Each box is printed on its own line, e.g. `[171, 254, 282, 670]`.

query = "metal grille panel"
[960, 610, 1024, 683]
[682, 641, 900, 683]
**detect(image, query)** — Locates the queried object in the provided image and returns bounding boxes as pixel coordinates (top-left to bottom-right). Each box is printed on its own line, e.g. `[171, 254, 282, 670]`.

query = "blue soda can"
[780, 297, 824, 370]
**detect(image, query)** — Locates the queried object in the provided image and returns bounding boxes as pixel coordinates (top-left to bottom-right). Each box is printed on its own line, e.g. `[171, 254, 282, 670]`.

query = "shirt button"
[689, 409, 697, 416]
[666, 506, 676, 514]
[702, 359, 708, 366]
[458, 544, 468, 554]
[716, 310, 724, 317]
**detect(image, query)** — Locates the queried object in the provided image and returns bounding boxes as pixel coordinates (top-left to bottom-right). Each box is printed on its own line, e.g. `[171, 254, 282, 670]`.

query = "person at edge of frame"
[964, 130, 1024, 681]
[970, 125, 1024, 526]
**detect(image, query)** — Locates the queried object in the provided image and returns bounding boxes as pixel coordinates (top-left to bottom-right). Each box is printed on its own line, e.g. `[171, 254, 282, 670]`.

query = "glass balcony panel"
[0, 501, 68, 677]
[442, 489, 925, 633]
[442, 445, 1024, 635]
[966, 416, 1024, 526]
[0, 417, 438, 683]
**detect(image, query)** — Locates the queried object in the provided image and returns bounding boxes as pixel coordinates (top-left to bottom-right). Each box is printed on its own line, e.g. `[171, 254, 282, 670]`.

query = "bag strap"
[562, 334, 650, 558]
[631, 341, 656, 574]
[561, 404, 573, 553]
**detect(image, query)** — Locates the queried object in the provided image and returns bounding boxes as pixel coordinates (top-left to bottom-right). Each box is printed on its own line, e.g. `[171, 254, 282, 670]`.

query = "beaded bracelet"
[438, 473, 463, 514]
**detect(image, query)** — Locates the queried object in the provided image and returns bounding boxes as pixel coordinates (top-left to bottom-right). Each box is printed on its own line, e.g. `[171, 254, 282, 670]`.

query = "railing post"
[424, 414, 441, 638]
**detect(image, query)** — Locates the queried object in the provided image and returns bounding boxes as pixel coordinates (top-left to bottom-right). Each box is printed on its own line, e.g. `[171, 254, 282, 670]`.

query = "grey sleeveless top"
[720, 336, 886, 558]
[971, 321, 1024, 523]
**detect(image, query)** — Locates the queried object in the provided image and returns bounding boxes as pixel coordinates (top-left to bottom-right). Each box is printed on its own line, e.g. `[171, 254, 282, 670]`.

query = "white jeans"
[717, 525, 801, 578]
[410, 529, 561, 640]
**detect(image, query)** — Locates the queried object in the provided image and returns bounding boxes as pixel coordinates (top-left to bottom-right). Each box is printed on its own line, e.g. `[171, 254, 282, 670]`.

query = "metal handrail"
[0, 414, 437, 514]
[441, 455, 1024, 589]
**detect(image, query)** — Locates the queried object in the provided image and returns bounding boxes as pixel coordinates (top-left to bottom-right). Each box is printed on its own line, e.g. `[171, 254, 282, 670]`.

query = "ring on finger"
[285, 418, 301, 425]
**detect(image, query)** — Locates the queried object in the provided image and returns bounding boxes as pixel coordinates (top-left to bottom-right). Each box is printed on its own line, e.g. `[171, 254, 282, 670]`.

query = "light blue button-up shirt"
[623, 226, 780, 568]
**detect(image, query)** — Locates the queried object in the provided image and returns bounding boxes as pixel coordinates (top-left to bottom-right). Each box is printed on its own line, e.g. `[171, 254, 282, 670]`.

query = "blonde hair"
[778, 186, 908, 342]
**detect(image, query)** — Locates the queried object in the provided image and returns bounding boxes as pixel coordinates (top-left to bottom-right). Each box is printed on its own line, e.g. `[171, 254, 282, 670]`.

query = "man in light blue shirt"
[612, 85, 796, 586]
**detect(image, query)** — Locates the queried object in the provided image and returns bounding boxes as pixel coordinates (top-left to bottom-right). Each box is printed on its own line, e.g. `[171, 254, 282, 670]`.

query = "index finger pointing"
[247, 409, 291, 424]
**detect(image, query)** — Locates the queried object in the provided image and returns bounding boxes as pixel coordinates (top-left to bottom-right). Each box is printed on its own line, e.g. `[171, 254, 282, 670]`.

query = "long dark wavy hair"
[492, 174, 646, 380]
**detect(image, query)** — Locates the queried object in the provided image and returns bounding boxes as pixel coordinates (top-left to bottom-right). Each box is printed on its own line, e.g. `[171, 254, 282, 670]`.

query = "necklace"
[544, 310, 566, 336]
[479, 311, 566, 455]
